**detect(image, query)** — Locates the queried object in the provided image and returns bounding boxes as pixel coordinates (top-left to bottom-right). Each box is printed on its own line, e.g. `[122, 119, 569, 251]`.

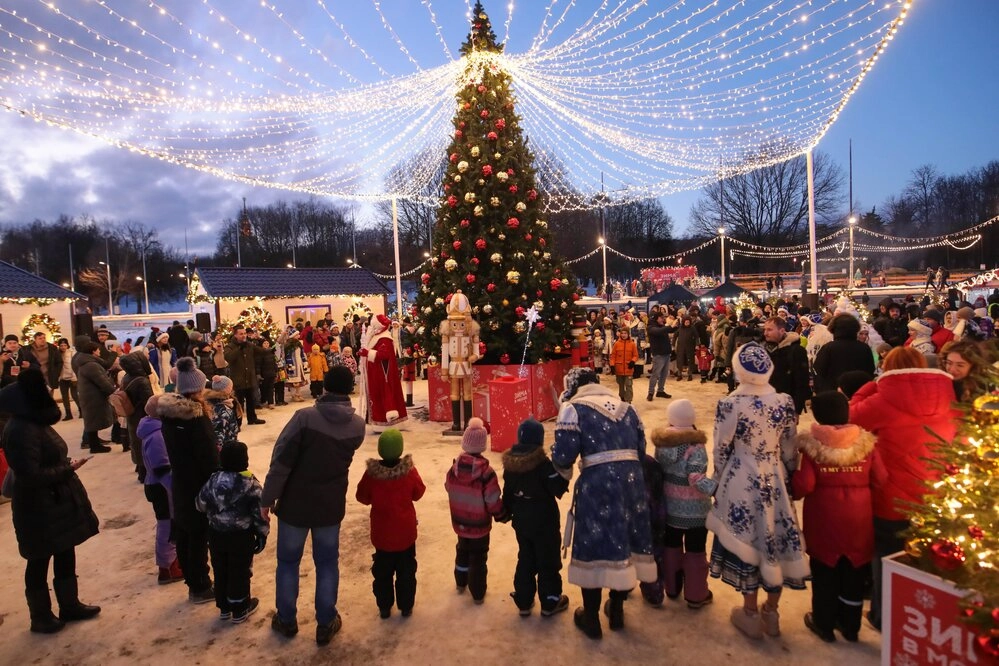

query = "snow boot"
[53, 577, 101, 622]
[574, 588, 602, 639]
[603, 591, 626, 631]
[682, 552, 713, 609]
[664, 547, 684, 600]
[26, 588, 65, 634]
[158, 559, 184, 585]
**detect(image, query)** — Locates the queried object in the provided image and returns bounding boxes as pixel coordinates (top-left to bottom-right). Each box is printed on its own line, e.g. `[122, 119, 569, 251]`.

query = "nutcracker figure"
[569, 317, 592, 369]
[399, 316, 420, 407]
[359, 314, 408, 426]
[439, 291, 480, 433]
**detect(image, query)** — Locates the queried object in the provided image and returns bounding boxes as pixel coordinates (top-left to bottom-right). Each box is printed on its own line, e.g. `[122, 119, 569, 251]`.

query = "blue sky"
[0, 0, 996, 257]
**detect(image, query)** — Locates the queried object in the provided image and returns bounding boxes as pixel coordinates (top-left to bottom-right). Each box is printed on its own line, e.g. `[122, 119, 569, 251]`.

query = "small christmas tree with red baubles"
[415, 1, 582, 364]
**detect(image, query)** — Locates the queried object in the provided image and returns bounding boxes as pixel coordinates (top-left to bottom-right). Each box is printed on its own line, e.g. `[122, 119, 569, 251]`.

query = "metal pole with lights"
[599, 237, 608, 302]
[718, 227, 726, 283]
[100, 238, 113, 315]
[141, 250, 150, 314]
[848, 215, 857, 290]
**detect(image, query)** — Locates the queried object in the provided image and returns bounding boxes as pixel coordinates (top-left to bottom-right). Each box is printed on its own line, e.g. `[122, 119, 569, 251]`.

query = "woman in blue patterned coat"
[706, 342, 808, 640]
[552, 368, 656, 640]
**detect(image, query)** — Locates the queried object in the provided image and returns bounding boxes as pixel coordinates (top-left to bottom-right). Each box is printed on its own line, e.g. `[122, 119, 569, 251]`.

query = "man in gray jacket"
[261, 366, 364, 646]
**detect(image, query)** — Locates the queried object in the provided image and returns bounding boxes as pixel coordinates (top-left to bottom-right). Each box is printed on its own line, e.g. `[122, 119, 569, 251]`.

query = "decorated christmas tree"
[904, 390, 999, 659]
[414, 1, 582, 364]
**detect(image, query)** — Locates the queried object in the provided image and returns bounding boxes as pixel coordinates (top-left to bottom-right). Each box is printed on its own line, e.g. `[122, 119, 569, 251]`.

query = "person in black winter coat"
[762, 317, 812, 414]
[258, 338, 278, 409]
[500, 418, 570, 617]
[0, 368, 101, 634]
[119, 351, 155, 480]
[673, 316, 698, 381]
[157, 357, 220, 604]
[645, 313, 675, 400]
[812, 315, 876, 393]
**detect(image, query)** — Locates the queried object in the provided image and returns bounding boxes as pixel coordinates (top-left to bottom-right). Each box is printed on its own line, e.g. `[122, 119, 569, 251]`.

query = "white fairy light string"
[0, 1, 913, 208]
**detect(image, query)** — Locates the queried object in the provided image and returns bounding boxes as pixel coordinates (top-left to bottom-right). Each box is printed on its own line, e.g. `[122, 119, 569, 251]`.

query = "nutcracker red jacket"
[848, 368, 958, 521]
[355, 454, 426, 552]
[791, 424, 887, 567]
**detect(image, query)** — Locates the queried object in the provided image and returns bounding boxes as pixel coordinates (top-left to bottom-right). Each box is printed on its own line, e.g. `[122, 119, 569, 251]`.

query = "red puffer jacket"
[792, 424, 887, 567]
[355, 455, 426, 552]
[849, 369, 957, 521]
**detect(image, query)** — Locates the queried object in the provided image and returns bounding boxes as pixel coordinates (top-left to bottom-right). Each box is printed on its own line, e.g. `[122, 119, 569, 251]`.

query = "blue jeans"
[275, 520, 341, 625]
[647, 354, 669, 395]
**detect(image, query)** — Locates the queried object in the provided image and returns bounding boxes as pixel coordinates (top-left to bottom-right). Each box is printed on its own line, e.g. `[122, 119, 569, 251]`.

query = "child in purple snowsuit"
[138, 394, 183, 584]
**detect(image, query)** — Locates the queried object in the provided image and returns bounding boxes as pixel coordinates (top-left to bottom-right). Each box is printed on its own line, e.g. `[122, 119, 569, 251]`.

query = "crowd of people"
[0, 283, 996, 649]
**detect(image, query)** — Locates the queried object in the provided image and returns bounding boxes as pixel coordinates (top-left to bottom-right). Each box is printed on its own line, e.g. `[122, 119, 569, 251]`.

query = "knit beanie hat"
[144, 393, 161, 418]
[219, 442, 249, 473]
[461, 417, 488, 454]
[666, 399, 697, 430]
[324, 366, 354, 394]
[732, 342, 773, 386]
[957, 306, 975, 321]
[811, 391, 849, 426]
[377, 429, 404, 462]
[512, 418, 545, 454]
[923, 308, 943, 325]
[836, 370, 874, 400]
[4, 334, 19, 344]
[211, 374, 233, 394]
[174, 357, 207, 395]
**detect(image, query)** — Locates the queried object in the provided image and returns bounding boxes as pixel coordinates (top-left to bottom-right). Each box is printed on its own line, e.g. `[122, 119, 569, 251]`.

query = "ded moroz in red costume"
[361, 315, 408, 426]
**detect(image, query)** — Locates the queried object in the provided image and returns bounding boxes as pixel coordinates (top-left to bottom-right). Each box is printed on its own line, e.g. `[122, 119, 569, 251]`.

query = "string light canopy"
[0, 1, 912, 210]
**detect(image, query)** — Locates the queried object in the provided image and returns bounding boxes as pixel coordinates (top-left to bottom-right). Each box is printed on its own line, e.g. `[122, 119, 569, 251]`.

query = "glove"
[627, 361, 635, 369]
[358, 348, 369, 357]
[253, 533, 267, 554]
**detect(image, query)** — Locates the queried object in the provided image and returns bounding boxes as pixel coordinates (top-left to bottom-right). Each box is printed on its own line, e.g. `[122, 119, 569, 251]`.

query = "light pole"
[99, 262, 113, 315]
[718, 227, 727, 282]
[140, 249, 150, 314]
[599, 237, 608, 302]
[848, 215, 858, 290]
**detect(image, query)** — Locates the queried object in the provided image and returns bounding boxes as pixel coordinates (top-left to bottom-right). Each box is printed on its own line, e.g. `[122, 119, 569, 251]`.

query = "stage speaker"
[73, 313, 94, 340]
[195, 312, 212, 334]
[800, 293, 820, 311]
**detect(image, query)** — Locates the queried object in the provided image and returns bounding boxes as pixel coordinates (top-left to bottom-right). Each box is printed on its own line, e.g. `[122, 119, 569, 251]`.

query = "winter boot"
[158, 559, 184, 585]
[603, 591, 626, 631]
[681, 552, 713, 609]
[25, 588, 65, 634]
[462, 400, 473, 430]
[574, 588, 602, 640]
[86, 432, 111, 454]
[405, 394, 414, 407]
[53, 577, 101, 622]
[449, 401, 461, 432]
[62, 409, 73, 421]
[664, 547, 684, 600]
[836, 600, 863, 642]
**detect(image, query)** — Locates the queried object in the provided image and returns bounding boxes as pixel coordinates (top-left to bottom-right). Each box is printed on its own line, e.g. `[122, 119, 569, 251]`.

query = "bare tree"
[904, 164, 941, 232]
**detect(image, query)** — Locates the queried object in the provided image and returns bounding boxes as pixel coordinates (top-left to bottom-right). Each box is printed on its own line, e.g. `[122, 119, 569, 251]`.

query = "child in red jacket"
[792, 391, 886, 643]
[694, 345, 714, 383]
[356, 429, 426, 618]
[444, 418, 506, 604]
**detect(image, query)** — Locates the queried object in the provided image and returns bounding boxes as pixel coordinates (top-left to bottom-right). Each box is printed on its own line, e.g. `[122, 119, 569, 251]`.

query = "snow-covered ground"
[0, 374, 883, 665]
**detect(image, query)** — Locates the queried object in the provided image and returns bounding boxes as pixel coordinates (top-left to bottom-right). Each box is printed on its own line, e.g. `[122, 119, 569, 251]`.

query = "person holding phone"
[0, 367, 101, 634]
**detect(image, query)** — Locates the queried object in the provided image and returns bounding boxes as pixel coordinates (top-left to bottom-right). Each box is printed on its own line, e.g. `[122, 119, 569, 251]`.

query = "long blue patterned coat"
[553, 383, 656, 590]
[705, 384, 810, 588]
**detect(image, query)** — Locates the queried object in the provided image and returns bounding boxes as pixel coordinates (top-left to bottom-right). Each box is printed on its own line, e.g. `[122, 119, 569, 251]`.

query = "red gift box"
[488, 375, 532, 452]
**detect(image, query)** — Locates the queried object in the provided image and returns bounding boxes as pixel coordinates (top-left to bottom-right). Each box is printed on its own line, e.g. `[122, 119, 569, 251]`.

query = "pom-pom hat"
[378, 429, 404, 461]
[461, 417, 488, 454]
[666, 399, 697, 430]
[174, 357, 207, 395]
[732, 342, 773, 386]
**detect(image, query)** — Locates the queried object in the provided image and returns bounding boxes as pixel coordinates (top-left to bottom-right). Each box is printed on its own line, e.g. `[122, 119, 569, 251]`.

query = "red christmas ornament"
[945, 463, 960, 475]
[475, 238, 486, 250]
[471, 257, 480, 265]
[509, 185, 518, 193]
[507, 168, 515, 175]
[929, 539, 966, 571]
[536, 290, 543, 297]
[452, 240, 462, 250]
[507, 217, 520, 229]
[450, 153, 458, 163]
[572, 293, 580, 301]
[539, 238, 546, 247]
[477, 85, 486, 93]
[466, 273, 476, 284]
[527, 189, 538, 201]
[460, 219, 470, 228]
[447, 195, 458, 208]
[480, 109, 490, 118]
[478, 341, 487, 356]
[440, 251, 449, 259]
[549, 278, 562, 291]
[459, 121, 466, 129]
[455, 129, 463, 139]
[524, 233, 532, 241]
[486, 283, 496, 293]
[482, 164, 493, 177]
[992, 607, 999, 623]
[487, 131, 498, 141]
[969, 525, 985, 540]
[500, 353, 510, 364]
[463, 102, 471, 110]
[978, 634, 999, 659]
[443, 184, 450, 192]
[515, 306, 525, 317]
[445, 293, 453, 303]
[536, 322, 545, 331]
[421, 273, 430, 285]
[495, 118, 506, 130]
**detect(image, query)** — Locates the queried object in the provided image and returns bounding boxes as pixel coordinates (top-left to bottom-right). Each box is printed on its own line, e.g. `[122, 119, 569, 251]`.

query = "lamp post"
[99, 263, 113, 314]
[140, 249, 150, 314]
[599, 237, 608, 302]
[718, 227, 727, 283]
[848, 215, 858, 290]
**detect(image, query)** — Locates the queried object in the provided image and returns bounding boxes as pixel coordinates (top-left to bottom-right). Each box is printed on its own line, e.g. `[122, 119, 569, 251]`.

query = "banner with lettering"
[641, 266, 699, 291]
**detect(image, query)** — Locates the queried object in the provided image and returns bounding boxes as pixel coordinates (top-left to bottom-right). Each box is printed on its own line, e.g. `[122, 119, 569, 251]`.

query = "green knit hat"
[377, 429, 404, 461]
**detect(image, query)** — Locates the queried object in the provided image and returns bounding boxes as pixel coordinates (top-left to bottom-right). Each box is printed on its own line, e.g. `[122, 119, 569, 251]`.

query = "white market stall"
[0, 261, 84, 344]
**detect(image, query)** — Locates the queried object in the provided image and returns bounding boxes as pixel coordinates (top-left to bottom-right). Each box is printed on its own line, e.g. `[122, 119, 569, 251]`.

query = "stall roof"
[0, 261, 84, 299]
[699, 280, 751, 299]
[194, 267, 388, 299]
[647, 283, 697, 305]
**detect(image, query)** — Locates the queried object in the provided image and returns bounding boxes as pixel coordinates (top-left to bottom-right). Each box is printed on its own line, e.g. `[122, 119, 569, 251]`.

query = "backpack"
[109, 387, 135, 418]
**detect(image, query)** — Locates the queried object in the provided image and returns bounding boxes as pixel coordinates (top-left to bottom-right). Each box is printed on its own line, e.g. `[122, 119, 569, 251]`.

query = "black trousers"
[208, 528, 255, 612]
[259, 378, 275, 405]
[371, 545, 418, 612]
[664, 525, 708, 552]
[511, 527, 563, 612]
[273, 381, 285, 404]
[310, 380, 324, 398]
[175, 513, 211, 592]
[810, 556, 867, 634]
[234, 387, 257, 423]
[454, 535, 490, 601]
[25, 548, 76, 590]
[58, 380, 79, 415]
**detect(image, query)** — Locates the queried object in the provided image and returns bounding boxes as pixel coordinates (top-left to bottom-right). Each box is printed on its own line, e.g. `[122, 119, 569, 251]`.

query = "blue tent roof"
[0, 261, 83, 299]
[194, 267, 388, 299]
